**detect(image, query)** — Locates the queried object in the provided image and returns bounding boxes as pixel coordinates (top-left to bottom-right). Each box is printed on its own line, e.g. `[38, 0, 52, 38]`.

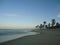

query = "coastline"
[0, 29, 60, 45]
[0, 32, 38, 43]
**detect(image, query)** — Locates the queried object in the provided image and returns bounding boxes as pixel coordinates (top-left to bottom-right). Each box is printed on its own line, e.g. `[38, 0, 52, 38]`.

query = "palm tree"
[56, 22, 59, 26]
[43, 21, 46, 25]
[39, 24, 43, 29]
[48, 23, 50, 28]
[51, 19, 56, 27]
[56, 22, 60, 28]
[35, 25, 39, 29]
[46, 25, 47, 29]
[43, 21, 46, 29]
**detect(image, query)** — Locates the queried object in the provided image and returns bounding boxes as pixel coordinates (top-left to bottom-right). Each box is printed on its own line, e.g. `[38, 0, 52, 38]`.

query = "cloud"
[1, 13, 19, 16]
[5, 14, 18, 16]
[57, 14, 60, 17]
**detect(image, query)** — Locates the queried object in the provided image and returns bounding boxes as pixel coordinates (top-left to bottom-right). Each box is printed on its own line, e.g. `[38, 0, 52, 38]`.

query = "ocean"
[0, 29, 38, 43]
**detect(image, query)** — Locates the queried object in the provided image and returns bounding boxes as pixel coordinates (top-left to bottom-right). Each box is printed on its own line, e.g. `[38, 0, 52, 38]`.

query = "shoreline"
[0, 30, 60, 45]
[0, 32, 39, 43]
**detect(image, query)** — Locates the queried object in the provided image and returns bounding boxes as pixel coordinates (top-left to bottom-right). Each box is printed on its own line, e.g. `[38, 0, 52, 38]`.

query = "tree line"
[35, 19, 60, 29]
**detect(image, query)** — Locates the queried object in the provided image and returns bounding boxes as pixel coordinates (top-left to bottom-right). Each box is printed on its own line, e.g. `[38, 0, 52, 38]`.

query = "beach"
[0, 30, 60, 45]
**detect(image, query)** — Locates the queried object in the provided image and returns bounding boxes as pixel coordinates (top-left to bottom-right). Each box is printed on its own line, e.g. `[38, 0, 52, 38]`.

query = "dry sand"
[0, 30, 60, 45]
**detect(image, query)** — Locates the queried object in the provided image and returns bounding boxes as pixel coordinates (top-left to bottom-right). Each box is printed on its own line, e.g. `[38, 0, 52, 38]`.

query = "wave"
[0, 29, 38, 43]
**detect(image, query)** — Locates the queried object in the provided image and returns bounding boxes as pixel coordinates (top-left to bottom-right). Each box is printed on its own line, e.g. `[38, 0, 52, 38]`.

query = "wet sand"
[0, 30, 60, 45]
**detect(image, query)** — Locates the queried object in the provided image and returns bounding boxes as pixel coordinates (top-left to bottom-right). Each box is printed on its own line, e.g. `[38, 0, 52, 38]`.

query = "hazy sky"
[0, 0, 60, 29]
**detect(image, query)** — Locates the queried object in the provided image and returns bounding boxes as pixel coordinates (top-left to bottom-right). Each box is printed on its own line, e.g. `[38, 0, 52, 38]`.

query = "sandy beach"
[0, 30, 60, 45]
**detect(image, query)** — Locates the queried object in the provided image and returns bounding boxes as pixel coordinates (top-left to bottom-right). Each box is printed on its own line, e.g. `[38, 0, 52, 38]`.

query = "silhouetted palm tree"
[39, 24, 43, 29]
[56, 22, 60, 28]
[48, 23, 50, 28]
[51, 19, 56, 27]
[56, 22, 59, 26]
[43, 21, 46, 25]
[43, 21, 46, 29]
[46, 25, 47, 28]
[35, 25, 39, 29]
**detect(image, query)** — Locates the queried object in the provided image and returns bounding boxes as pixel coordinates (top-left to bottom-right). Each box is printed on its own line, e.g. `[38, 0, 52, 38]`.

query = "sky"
[0, 0, 60, 29]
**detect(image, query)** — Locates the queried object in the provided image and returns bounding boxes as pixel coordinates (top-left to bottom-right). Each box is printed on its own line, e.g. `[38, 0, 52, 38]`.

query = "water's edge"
[0, 32, 39, 43]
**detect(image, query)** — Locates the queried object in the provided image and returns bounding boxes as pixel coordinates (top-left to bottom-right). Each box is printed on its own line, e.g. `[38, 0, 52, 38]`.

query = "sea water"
[0, 29, 38, 43]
